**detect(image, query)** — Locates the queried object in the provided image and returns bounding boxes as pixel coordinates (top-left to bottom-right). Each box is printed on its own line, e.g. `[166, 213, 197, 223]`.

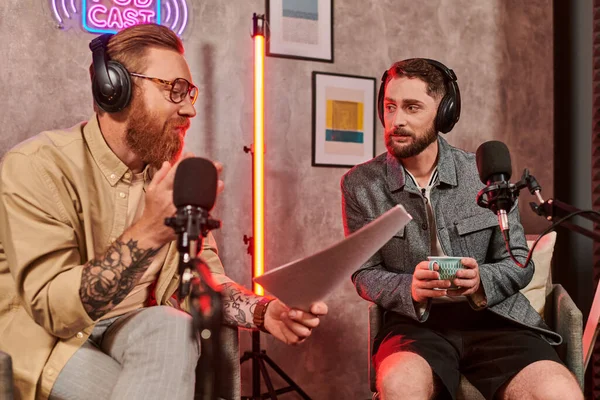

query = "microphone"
[165, 157, 221, 299]
[166, 158, 224, 399]
[475, 141, 515, 233]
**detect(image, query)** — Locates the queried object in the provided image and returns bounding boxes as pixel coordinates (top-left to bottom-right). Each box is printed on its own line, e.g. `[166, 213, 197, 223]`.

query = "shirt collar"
[83, 114, 129, 186]
[405, 167, 439, 189]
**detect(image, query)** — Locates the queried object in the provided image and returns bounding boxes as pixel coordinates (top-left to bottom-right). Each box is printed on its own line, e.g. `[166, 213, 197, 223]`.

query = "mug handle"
[428, 260, 439, 271]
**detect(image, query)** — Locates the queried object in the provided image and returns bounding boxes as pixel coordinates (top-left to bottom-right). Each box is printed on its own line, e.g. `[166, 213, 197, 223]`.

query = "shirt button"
[76, 332, 84, 339]
[110, 173, 116, 180]
[47, 368, 55, 377]
[119, 192, 126, 199]
[422, 222, 428, 230]
[124, 172, 131, 179]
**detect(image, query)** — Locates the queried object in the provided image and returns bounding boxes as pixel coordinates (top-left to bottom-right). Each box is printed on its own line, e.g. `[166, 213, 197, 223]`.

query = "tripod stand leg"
[240, 353, 252, 363]
[252, 330, 261, 398]
[261, 353, 311, 400]
[257, 356, 278, 399]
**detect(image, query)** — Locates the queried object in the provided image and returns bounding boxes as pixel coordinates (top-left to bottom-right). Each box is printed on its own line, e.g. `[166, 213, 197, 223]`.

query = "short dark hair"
[384, 58, 446, 100]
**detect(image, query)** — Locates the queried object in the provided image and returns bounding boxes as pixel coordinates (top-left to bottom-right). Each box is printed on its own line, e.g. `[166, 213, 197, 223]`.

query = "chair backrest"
[521, 232, 557, 315]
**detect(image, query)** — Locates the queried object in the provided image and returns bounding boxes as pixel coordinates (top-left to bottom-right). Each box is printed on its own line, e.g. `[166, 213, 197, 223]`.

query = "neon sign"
[49, 0, 189, 36]
[82, 0, 160, 34]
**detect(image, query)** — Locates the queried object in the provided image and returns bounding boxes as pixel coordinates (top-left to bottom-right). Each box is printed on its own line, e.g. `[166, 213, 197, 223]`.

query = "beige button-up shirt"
[0, 115, 231, 399]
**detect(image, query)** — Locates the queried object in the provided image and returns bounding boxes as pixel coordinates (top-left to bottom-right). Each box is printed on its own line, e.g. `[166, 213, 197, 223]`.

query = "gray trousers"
[49, 306, 200, 400]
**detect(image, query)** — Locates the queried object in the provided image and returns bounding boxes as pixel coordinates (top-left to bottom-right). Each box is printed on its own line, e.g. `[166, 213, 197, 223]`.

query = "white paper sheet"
[253, 205, 412, 311]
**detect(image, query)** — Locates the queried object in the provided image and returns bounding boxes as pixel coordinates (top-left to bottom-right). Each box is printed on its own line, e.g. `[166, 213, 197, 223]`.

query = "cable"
[504, 209, 600, 269]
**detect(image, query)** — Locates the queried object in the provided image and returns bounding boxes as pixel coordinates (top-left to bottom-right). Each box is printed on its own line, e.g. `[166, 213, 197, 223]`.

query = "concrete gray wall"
[0, 1, 553, 398]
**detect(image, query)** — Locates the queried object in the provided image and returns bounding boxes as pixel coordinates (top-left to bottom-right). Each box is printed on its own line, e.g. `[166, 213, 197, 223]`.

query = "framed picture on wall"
[312, 72, 376, 168]
[266, 0, 333, 62]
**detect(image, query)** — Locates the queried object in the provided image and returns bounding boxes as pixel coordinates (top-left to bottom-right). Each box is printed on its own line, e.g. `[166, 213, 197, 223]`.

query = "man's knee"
[500, 360, 583, 400]
[376, 352, 436, 400]
[135, 306, 199, 358]
[150, 306, 193, 329]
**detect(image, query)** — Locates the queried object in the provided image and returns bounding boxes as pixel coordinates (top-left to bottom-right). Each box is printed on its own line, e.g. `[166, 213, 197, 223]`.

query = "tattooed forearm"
[80, 238, 161, 320]
[220, 282, 262, 329]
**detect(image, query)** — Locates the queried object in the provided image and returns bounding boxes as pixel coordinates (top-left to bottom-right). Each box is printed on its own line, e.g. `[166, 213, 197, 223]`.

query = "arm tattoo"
[220, 282, 262, 329]
[80, 238, 160, 320]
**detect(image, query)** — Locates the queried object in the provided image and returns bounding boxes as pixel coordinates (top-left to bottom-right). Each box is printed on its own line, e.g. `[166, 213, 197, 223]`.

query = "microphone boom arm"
[514, 168, 600, 241]
[530, 198, 600, 242]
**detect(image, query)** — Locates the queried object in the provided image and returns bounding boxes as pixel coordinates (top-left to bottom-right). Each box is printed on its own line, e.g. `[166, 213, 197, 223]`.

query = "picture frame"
[265, 0, 334, 62]
[312, 72, 377, 168]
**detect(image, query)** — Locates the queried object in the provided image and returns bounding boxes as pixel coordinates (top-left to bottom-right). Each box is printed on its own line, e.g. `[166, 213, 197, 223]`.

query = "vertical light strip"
[253, 32, 265, 295]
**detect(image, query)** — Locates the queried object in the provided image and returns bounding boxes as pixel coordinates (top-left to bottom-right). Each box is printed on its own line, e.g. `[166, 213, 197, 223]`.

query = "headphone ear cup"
[435, 95, 454, 133]
[92, 61, 132, 113]
[377, 82, 385, 126]
[377, 71, 388, 127]
[435, 80, 460, 133]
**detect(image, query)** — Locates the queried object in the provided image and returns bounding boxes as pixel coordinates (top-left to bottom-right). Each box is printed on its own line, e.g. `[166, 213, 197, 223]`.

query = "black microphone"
[475, 141, 515, 233]
[166, 157, 221, 299]
[167, 158, 224, 399]
[173, 157, 218, 212]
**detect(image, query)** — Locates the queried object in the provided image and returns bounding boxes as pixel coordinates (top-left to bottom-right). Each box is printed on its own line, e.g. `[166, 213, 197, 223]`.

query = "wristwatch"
[253, 297, 274, 333]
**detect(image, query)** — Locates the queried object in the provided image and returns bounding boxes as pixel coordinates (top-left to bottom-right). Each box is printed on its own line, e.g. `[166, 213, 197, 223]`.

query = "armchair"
[367, 232, 584, 399]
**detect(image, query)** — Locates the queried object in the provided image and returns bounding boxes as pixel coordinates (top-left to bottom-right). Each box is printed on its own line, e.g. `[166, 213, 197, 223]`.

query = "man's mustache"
[169, 117, 190, 130]
[390, 128, 414, 137]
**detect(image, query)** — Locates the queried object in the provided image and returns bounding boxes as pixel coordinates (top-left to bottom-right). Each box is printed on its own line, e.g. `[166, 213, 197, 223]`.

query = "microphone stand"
[505, 170, 600, 372]
[165, 206, 222, 400]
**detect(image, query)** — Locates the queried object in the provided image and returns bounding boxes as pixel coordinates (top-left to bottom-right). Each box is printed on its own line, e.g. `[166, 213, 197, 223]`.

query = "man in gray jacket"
[341, 58, 582, 400]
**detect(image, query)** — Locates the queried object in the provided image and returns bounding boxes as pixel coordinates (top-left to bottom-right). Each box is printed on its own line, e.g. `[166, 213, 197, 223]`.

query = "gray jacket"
[341, 136, 561, 345]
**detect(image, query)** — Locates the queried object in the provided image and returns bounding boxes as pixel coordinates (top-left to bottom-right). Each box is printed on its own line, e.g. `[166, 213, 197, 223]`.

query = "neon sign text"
[82, 0, 162, 34]
[49, 0, 189, 36]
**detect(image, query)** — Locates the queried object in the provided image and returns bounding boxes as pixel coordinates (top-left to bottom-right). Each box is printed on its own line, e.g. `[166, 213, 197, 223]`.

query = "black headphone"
[89, 33, 132, 113]
[377, 58, 461, 134]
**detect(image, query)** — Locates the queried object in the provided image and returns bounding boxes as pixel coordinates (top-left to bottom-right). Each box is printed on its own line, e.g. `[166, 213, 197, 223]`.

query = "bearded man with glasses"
[0, 23, 327, 400]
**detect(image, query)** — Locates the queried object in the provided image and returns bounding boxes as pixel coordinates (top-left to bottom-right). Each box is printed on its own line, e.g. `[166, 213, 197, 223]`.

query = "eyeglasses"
[129, 72, 199, 105]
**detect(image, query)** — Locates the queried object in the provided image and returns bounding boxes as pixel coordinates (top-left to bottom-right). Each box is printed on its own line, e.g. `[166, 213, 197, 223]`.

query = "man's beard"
[125, 97, 190, 169]
[385, 123, 438, 160]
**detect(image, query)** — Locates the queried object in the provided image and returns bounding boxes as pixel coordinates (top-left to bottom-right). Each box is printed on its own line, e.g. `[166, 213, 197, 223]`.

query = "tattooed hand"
[220, 283, 328, 345]
[264, 300, 328, 345]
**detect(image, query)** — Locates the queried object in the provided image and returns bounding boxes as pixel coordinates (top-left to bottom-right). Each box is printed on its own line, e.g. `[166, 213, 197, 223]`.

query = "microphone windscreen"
[173, 158, 218, 210]
[475, 141, 512, 184]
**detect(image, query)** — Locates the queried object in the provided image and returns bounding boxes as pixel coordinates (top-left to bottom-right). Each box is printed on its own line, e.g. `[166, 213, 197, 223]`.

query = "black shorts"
[373, 302, 563, 400]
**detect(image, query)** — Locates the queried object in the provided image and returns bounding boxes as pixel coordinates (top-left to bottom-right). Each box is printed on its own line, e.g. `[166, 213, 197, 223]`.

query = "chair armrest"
[545, 283, 584, 389]
[220, 325, 240, 400]
[195, 325, 240, 400]
[0, 350, 14, 400]
[369, 303, 383, 393]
